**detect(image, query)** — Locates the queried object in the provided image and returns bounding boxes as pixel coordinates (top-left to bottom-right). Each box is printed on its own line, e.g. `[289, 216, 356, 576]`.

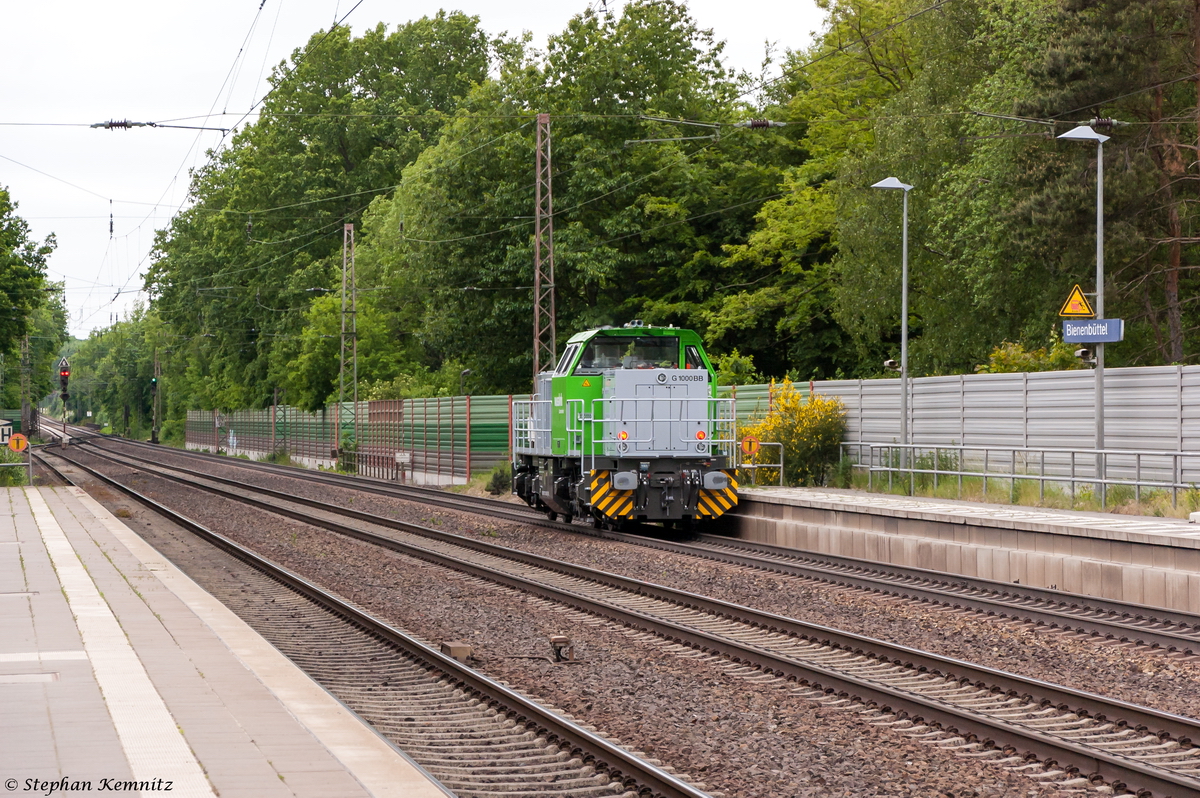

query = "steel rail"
[78, 431, 553, 525]
[40, 448, 712, 798]
[596, 531, 1200, 655]
[60, 445, 1200, 797]
[83, 434, 1200, 657]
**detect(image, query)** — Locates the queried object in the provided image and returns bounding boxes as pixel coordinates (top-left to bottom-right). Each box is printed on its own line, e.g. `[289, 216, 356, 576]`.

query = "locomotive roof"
[565, 325, 705, 346]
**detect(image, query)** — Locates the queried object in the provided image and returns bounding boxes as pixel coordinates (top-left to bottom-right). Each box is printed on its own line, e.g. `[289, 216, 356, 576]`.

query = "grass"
[849, 466, 1200, 518]
[446, 462, 512, 497]
[263, 449, 300, 468]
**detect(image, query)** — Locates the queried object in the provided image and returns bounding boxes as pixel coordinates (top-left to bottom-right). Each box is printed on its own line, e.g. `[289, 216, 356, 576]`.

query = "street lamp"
[872, 176, 914, 453]
[460, 369, 472, 396]
[1057, 124, 1108, 497]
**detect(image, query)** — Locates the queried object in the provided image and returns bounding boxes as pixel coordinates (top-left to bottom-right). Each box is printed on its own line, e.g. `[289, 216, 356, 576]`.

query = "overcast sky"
[0, 0, 824, 338]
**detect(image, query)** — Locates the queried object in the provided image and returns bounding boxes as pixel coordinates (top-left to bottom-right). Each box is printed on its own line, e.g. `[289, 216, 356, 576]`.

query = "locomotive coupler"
[636, 462, 650, 510]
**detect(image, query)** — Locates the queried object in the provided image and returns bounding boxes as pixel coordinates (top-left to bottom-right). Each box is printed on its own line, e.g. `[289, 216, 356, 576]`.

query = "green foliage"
[362, 360, 467, 400]
[377, 0, 795, 391]
[742, 382, 848, 486]
[0, 188, 56, 354]
[0, 446, 27, 487]
[0, 187, 66, 412]
[712, 349, 762, 386]
[65, 306, 167, 437]
[975, 330, 1087, 373]
[143, 13, 492, 411]
[485, 461, 512, 495]
[264, 449, 298, 467]
[62, 0, 1200, 420]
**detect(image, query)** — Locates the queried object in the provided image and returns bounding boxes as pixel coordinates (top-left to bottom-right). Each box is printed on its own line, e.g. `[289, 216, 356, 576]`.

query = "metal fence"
[818, 365, 1200, 454]
[827, 365, 1200, 496]
[186, 395, 525, 486]
[855, 442, 1200, 507]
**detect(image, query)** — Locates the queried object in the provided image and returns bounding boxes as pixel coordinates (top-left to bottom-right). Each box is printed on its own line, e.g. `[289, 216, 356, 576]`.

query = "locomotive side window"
[575, 336, 679, 374]
[554, 344, 580, 375]
[684, 345, 704, 370]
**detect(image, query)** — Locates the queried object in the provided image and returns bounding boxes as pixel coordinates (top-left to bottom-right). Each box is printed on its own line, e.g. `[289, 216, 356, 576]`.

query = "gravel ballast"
[69, 443, 1180, 795]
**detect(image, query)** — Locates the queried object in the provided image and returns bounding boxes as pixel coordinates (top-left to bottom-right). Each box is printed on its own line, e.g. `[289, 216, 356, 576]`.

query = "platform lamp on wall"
[871, 176, 913, 458]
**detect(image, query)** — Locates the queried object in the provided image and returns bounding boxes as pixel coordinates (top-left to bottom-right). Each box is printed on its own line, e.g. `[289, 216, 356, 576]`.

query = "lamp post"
[872, 177, 914, 454]
[460, 369, 472, 397]
[1057, 124, 1108, 498]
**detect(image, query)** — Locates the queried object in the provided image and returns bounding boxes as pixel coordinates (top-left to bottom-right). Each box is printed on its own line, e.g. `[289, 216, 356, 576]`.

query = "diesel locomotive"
[512, 323, 738, 529]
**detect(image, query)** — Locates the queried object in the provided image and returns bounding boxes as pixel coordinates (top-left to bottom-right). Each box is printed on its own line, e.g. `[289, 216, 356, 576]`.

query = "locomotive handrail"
[511, 399, 552, 455]
[585, 395, 736, 472]
[514, 389, 738, 470]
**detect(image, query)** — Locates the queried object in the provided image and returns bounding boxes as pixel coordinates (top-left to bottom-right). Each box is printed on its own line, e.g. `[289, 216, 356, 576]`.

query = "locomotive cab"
[512, 324, 737, 529]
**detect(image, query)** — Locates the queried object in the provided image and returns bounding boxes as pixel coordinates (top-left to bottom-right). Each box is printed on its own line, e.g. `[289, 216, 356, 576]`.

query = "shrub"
[0, 445, 27, 487]
[486, 462, 512, 495]
[741, 381, 847, 487]
[264, 449, 298, 467]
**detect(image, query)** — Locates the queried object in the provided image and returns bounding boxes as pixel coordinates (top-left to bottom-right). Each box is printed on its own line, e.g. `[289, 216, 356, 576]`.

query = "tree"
[367, 0, 795, 392]
[0, 188, 55, 353]
[714, 0, 931, 379]
[1018, 0, 1200, 364]
[145, 13, 493, 410]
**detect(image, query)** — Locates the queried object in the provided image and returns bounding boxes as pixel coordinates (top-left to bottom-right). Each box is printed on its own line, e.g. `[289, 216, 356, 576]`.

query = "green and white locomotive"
[512, 323, 738, 529]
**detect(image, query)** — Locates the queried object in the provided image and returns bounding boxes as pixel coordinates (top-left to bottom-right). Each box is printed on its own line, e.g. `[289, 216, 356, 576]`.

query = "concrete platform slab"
[0, 486, 450, 798]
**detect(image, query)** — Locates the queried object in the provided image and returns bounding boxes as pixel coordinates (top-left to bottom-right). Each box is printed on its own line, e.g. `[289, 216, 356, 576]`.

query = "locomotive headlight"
[695, 430, 707, 440]
[618, 430, 629, 441]
[696, 442, 707, 452]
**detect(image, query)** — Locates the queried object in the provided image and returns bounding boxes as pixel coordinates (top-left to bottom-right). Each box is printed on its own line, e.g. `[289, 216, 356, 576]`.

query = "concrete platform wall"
[730, 499, 1200, 614]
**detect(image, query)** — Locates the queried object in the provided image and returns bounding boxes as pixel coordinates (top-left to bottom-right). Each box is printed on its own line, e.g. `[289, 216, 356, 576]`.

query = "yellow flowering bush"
[741, 381, 847, 487]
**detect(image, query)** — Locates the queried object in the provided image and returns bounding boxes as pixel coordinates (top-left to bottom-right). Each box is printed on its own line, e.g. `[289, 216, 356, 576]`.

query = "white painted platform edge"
[64, 486, 451, 798]
[25, 488, 214, 798]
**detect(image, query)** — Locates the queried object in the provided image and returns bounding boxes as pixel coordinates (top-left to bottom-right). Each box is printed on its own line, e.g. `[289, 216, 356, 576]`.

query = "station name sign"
[1062, 318, 1124, 343]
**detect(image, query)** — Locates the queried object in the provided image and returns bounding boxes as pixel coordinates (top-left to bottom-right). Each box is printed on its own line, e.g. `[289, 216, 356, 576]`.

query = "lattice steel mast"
[339, 223, 357, 460]
[533, 113, 556, 380]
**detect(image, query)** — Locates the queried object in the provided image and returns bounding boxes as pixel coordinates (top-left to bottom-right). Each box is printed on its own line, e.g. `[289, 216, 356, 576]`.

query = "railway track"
[52, 443, 1200, 797]
[79, 432, 1200, 659]
[34, 452, 712, 798]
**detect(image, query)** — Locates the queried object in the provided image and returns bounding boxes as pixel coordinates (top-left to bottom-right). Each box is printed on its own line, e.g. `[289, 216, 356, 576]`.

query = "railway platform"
[733, 487, 1200, 614]
[0, 485, 450, 798]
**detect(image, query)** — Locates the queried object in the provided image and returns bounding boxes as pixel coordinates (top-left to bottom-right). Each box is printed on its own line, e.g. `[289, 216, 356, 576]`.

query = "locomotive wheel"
[547, 511, 558, 522]
[591, 514, 604, 529]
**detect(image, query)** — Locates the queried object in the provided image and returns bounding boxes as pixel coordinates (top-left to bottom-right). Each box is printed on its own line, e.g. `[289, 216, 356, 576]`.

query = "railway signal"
[58, 359, 70, 402]
[57, 358, 70, 447]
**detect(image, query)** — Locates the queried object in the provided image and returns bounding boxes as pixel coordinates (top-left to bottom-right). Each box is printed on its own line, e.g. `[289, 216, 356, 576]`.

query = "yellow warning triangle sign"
[581, 379, 592, 387]
[1059, 284, 1095, 317]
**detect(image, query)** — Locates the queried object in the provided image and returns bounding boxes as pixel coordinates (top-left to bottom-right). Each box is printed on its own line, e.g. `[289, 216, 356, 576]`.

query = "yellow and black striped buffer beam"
[697, 472, 738, 518]
[589, 470, 634, 519]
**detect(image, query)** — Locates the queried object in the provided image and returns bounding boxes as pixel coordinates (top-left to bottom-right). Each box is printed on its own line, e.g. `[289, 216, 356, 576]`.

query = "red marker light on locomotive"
[696, 430, 707, 440]
[618, 430, 628, 440]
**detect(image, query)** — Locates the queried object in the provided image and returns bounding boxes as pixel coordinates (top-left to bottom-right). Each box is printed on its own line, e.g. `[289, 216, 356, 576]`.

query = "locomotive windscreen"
[575, 336, 679, 374]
